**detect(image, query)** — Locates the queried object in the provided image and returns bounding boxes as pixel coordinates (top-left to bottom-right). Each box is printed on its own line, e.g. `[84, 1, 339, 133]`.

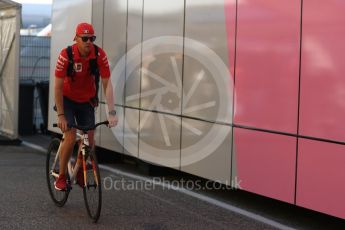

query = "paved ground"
[0, 142, 273, 230]
[0, 134, 345, 229]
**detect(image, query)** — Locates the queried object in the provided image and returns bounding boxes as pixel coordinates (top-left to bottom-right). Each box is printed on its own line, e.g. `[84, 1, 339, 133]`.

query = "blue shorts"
[63, 97, 95, 128]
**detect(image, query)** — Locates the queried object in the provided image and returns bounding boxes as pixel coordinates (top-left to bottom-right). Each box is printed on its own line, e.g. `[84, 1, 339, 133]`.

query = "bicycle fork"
[82, 133, 99, 188]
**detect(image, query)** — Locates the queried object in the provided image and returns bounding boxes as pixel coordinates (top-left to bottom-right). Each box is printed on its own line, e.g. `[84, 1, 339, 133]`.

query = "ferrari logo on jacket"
[74, 63, 82, 72]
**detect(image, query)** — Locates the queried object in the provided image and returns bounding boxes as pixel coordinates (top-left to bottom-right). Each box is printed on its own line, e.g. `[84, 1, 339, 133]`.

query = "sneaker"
[54, 175, 67, 191]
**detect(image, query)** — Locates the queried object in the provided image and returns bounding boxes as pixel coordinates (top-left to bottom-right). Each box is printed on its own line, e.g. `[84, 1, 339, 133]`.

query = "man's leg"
[74, 101, 95, 187]
[59, 128, 76, 177]
[88, 130, 95, 148]
[55, 128, 76, 191]
[59, 97, 77, 177]
[75, 130, 94, 167]
[74, 129, 94, 188]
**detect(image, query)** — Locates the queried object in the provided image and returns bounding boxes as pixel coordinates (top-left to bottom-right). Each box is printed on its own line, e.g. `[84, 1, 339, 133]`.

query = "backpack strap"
[89, 44, 100, 107]
[66, 46, 75, 81]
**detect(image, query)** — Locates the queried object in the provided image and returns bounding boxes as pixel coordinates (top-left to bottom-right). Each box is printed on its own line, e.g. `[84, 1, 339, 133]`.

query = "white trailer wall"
[48, 0, 233, 185]
[0, 0, 20, 139]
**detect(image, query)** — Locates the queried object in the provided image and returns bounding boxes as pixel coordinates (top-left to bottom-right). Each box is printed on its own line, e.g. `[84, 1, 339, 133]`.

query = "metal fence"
[20, 36, 50, 81]
[19, 36, 51, 133]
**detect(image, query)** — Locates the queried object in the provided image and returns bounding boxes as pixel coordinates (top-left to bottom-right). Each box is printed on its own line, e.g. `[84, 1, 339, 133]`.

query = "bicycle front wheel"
[83, 150, 102, 222]
[46, 138, 69, 207]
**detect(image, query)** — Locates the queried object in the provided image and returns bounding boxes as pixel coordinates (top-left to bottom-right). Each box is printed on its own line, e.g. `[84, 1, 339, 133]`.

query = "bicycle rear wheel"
[83, 150, 102, 222]
[46, 138, 69, 207]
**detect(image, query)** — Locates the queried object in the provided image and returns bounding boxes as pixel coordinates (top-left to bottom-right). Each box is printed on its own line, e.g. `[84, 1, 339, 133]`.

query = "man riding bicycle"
[54, 22, 117, 191]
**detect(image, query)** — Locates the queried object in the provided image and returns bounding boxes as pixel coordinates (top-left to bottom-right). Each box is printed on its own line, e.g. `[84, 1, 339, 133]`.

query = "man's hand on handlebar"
[107, 114, 118, 128]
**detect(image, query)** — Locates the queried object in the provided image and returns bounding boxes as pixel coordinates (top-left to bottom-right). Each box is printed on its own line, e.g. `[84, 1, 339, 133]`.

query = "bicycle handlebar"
[53, 120, 109, 132]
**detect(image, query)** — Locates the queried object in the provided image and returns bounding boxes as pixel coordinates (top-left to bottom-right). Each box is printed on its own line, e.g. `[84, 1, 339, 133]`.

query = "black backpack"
[66, 44, 100, 107]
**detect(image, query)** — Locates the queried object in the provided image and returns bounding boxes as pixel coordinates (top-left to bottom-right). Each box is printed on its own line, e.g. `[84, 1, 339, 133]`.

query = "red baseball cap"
[75, 22, 94, 36]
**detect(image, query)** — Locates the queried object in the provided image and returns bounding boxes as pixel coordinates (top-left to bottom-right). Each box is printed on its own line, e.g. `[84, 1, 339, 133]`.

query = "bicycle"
[46, 120, 109, 223]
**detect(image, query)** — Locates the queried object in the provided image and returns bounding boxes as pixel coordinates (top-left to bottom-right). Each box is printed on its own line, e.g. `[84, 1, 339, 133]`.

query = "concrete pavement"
[1, 134, 345, 229]
[0, 141, 273, 230]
